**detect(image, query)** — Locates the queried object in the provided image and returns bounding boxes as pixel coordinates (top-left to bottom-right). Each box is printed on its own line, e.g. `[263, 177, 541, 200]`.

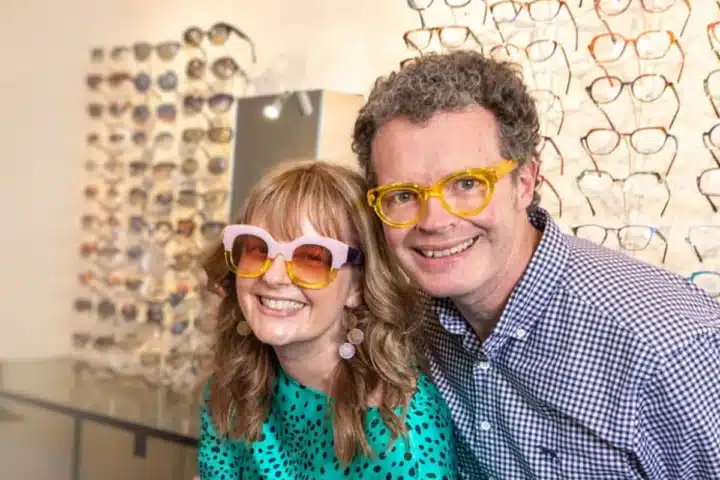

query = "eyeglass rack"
[73, 23, 255, 394]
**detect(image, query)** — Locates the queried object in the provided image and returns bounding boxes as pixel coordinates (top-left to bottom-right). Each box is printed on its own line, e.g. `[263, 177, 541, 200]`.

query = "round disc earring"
[338, 328, 364, 360]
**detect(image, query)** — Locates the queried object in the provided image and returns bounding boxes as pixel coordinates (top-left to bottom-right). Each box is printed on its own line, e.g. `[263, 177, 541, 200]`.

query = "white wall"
[0, 0, 716, 359]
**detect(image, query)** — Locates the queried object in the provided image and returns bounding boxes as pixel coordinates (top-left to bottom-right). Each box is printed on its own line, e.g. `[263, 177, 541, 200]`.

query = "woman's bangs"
[244, 170, 352, 243]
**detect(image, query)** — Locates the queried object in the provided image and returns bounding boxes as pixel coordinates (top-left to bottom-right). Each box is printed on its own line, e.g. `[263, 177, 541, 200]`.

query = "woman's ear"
[344, 273, 364, 309]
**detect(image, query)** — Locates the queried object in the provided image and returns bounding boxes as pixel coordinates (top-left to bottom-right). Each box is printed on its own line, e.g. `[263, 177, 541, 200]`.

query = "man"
[352, 50, 720, 479]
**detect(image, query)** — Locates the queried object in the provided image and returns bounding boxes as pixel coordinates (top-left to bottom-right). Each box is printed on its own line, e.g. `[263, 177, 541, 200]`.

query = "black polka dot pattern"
[197, 372, 457, 479]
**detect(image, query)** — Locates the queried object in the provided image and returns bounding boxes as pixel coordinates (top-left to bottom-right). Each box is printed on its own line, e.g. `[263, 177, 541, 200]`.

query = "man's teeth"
[420, 238, 475, 258]
[260, 297, 305, 311]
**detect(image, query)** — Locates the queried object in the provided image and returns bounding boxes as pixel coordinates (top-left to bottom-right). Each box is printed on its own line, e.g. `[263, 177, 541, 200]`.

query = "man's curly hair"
[352, 50, 542, 213]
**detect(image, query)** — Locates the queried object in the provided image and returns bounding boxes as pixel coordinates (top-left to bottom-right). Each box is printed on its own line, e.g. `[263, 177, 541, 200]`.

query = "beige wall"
[0, 1, 716, 359]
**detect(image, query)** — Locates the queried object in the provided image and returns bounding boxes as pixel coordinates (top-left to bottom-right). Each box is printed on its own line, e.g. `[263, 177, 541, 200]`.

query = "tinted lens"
[181, 157, 199, 175]
[231, 234, 269, 275]
[74, 298, 92, 312]
[157, 104, 177, 122]
[187, 59, 205, 79]
[379, 189, 422, 224]
[121, 304, 138, 321]
[157, 42, 180, 61]
[182, 128, 205, 143]
[291, 244, 334, 285]
[87, 103, 103, 117]
[183, 95, 204, 114]
[177, 189, 198, 207]
[183, 27, 204, 47]
[208, 93, 234, 113]
[132, 131, 148, 145]
[209, 127, 232, 143]
[132, 105, 151, 124]
[208, 156, 228, 174]
[87, 74, 103, 89]
[133, 42, 152, 61]
[211, 57, 238, 78]
[134, 72, 151, 92]
[158, 71, 178, 91]
[208, 23, 229, 44]
[441, 174, 490, 214]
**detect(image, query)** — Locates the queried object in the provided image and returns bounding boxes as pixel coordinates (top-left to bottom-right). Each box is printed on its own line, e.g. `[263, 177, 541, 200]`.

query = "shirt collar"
[431, 208, 569, 341]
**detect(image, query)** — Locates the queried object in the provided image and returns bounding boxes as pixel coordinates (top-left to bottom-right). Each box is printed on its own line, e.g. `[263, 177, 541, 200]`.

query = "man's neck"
[454, 221, 541, 342]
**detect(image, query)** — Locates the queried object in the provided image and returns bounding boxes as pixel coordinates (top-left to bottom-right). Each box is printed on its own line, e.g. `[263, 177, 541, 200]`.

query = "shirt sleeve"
[197, 386, 244, 480]
[635, 331, 720, 479]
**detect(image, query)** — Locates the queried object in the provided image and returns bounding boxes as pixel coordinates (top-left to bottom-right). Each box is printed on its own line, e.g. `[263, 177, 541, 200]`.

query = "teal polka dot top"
[197, 369, 457, 479]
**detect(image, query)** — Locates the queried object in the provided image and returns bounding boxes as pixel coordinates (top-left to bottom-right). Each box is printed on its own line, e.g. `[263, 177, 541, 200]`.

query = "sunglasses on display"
[134, 71, 179, 93]
[182, 22, 257, 61]
[222, 225, 364, 289]
[86, 72, 135, 90]
[367, 159, 517, 228]
[132, 41, 182, 62]
[86, 101, 133, 119]
[176, 189, 229, 210]
[182, 127, 233, 144]
[186, 57, 249, 81]
[183, 93, 236, 115]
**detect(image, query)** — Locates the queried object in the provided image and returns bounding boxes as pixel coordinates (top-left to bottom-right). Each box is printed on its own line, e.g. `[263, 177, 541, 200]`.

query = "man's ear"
[515, 158, 538, 210]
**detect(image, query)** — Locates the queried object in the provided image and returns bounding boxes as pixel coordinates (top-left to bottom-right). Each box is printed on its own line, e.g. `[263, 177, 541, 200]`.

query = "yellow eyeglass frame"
[366, 159, 517, 228]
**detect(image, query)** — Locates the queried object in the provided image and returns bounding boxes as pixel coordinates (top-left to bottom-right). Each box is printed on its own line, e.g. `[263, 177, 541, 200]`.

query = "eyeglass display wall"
[72, 23, 257, 392]
[401, 0, 720, 300]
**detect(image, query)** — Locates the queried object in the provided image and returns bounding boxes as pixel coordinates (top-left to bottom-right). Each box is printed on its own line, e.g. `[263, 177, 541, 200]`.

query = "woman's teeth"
[259, 297, 305, 312]
[420, 238, 476, 258]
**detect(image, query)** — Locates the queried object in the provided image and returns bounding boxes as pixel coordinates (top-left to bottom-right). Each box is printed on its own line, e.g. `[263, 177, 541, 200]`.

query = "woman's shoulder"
[361, 374, 456, 478]
[409, 374, 449, 411]
[405, 374, 453, 431]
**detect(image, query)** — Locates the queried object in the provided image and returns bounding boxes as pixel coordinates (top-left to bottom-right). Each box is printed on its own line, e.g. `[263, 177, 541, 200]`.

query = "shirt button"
[479, 421, 491, 431]
[477, 361, 490, 371]
[515, 328, 527, 339]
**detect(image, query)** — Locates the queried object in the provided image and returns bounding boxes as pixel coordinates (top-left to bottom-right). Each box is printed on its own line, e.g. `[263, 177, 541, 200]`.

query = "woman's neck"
[274, 337, 341, 394]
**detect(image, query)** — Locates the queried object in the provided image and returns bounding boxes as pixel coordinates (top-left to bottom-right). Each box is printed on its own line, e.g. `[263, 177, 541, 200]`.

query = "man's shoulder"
[557, 234, 720, 353]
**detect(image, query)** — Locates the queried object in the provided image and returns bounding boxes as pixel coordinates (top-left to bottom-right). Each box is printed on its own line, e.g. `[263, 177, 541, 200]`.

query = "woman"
[197, 159, 456, 479]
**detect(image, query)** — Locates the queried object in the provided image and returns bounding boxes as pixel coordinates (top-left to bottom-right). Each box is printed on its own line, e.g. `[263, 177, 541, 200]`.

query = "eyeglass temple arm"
[224, 24, 257, 63]
[347, 248, 364, 266]
[685, 235, 704, 263]
[652, 228, 669, 264]
[575, 174, 597, 216]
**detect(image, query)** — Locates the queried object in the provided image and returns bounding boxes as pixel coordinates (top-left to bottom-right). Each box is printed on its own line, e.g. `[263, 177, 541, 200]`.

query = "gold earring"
[231, 307, 251, 336]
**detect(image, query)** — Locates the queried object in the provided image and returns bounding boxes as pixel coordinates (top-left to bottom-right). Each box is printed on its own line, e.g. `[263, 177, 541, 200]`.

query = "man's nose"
[416, 196, 456, 233]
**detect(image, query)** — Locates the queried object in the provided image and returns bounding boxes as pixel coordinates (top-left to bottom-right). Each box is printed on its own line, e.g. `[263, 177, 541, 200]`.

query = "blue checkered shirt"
[424, 209, 720, 479]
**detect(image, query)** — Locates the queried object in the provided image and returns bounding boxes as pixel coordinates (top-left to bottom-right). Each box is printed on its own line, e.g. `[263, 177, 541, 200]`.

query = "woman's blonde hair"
[203, 158, 425, 464]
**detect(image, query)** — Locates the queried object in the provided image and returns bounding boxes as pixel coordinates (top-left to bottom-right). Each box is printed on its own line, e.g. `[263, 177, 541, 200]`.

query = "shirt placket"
[462, 332, 496, 479]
